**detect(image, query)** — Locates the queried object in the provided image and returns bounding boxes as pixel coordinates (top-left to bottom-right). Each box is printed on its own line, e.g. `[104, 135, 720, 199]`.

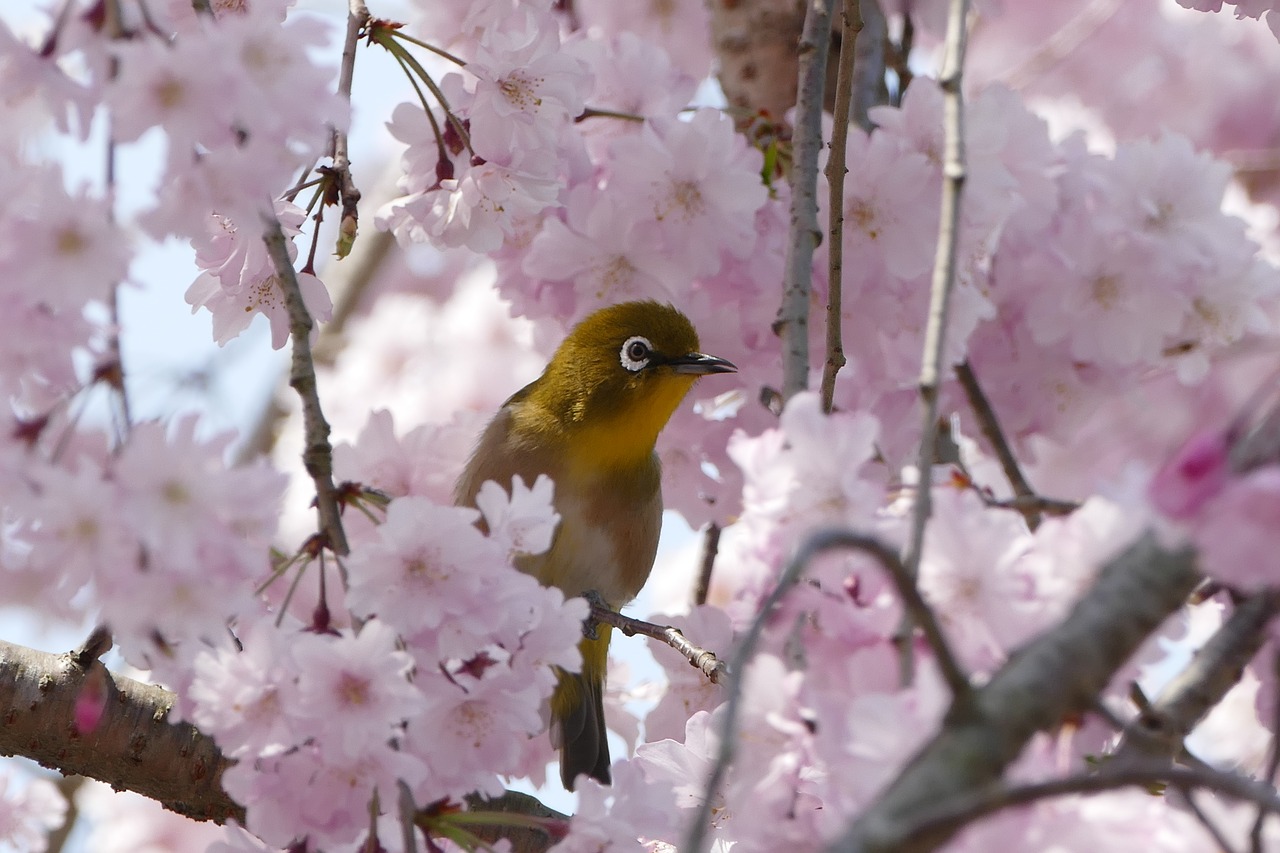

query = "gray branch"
[776, 0, 835, 403]
[825, 535, 1200, 852]
[1113, 590, 1280, 767]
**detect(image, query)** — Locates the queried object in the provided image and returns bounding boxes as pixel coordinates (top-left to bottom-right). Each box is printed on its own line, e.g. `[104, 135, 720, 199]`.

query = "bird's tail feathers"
[551, 625, 612, 791]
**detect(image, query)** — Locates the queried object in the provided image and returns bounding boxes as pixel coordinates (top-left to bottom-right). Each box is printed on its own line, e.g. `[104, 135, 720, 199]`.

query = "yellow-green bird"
[454, 300, 736, 790]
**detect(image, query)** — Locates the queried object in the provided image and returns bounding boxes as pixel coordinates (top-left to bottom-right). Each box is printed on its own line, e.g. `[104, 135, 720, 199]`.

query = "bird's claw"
[581, 589, 608, 640]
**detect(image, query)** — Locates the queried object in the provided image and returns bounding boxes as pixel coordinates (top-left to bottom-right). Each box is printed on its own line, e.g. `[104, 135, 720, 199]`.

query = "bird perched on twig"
[455, 300, 736, 790]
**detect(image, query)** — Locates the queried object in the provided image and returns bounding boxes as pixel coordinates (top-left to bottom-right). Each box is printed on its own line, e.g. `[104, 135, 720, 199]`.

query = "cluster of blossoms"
[5, 416, 284, 683]
[6, 0, 1280, 851]
[189, 480, 584, 849]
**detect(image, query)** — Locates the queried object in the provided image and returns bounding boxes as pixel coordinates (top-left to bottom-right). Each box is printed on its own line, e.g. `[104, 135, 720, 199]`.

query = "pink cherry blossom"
[292, 620, 422, 760]
[1188, 466, 1280, 590]
[918, 487, 1039, 671]
[185, 201, 334, 348]
[332, 409, 486, 506]
[522, 184, 679, 320]
[18, 461, 138, 606]
[1148, 429, 1232, 519]
[5, 180, 127, 312]
[408, 668, 546, 801]
[463, 9, 592, 162]
[222, 742, 426, 851]
[379, 151, 562, 253]
[189, 617, 305, 758]
[344, 497, 497, 633]
[474, 473, 560, 558]
[575, 0, 714, 79]
[0, 773, 65, 852]
[840, 130, 938, 283]
[551, 761, 669, 852]
[573, 32, 697, 131]
[107, 33, 241, 149]
[607, 109, 768, 278]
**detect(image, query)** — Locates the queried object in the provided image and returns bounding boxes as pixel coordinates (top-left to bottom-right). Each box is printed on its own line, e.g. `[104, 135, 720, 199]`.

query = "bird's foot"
[581, 589, 608, 640]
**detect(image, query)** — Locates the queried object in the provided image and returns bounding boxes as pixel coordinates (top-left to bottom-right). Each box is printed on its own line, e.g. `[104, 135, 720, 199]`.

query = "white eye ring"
[620, 336, 653, 372]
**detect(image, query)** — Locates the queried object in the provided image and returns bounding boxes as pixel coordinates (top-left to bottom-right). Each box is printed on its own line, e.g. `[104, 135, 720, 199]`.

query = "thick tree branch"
[0, 639, 242, 824]
[0, 639, 567, 852]
[824, 534, 1200, 852]
[708, 0, 806, 122]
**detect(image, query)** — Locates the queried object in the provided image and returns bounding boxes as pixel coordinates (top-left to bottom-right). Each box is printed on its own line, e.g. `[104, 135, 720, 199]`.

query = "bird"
[454, 300, 736, 790]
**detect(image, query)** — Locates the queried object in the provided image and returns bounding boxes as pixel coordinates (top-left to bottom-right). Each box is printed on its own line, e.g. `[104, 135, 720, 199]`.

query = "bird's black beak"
[668, 352, 738, 375]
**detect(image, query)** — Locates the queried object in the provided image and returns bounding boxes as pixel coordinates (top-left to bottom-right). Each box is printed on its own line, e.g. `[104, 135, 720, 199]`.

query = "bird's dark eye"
[619, 335, 653, 372]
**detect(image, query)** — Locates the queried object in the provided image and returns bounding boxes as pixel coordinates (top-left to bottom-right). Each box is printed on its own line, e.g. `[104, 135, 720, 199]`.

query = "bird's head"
[531, 301, 736, 468]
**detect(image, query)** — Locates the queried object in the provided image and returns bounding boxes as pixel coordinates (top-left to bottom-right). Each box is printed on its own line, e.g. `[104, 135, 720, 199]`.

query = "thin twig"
[234, 179, 398, 466]
[589, 604, 727, 685]
[100, 8, 132, 444]
[956, 360, 1045, 530]
[831, 531, 971, 699]
[44, 776, 85, 853]
[693, 522, 721, 607]
[1252, 648, 1280, 852]
[385, 28, 468, 67]
[684, 527, 971, 853]
[819, 0, 862, 413]
[71, 626, 113, 668]
[1182, 788, 1241, 853]
[330, 0, 368, 256]
[902, 763, 1280, 849]
[370, 28, 475, 157]
[261, 218, 350, 561]
[1113, 590, 1280, 769]
[975, 492, 1080, 519]
[774, 0, 834, 404]
[575, 106, 646, 123]
[682, 528, 827, 853]
[898, 0, 970, 685]
[281, 159, 320, 203]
